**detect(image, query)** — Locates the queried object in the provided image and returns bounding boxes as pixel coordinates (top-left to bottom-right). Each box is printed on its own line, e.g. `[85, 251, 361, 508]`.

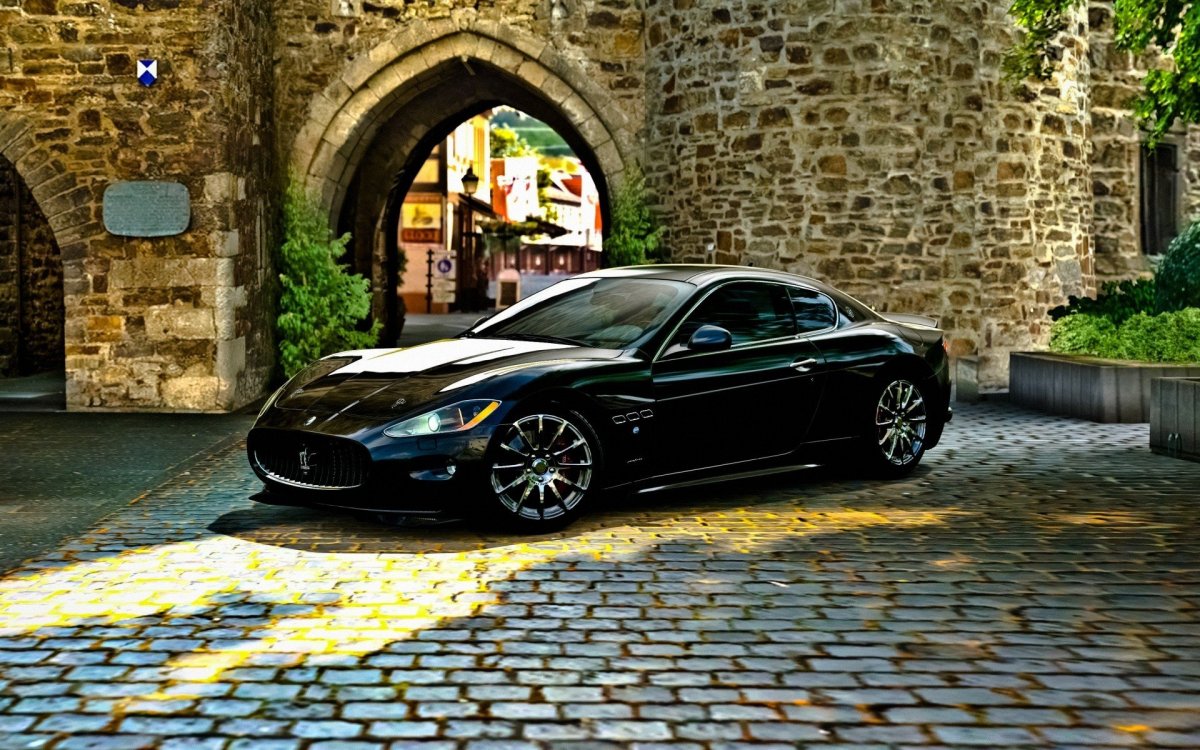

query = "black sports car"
[248, 265, 952, 529]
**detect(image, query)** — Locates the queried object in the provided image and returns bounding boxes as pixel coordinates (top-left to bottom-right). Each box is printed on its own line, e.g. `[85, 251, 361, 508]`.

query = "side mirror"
[688, 325, 733, 353]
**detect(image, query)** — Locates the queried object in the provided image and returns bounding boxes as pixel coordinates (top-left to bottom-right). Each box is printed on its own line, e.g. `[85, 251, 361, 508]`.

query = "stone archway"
[0, 117, 93, 394]
[289, 20, 634, 339]
[338, 60, 621, 336]
[0, 116, 96, 269]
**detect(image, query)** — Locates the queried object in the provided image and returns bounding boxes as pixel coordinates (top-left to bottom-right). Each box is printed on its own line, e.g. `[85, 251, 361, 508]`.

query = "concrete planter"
[1010, 352, 1200, 423]
[1151, 378, 1200, 462]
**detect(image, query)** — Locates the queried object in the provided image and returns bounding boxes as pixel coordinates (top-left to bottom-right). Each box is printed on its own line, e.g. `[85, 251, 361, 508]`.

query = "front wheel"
[485, 407, 601, 531]
[865, 376, 931, 477]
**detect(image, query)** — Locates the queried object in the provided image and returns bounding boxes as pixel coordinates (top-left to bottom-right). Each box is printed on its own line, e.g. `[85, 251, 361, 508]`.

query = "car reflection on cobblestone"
[0, 400, 1197, 748]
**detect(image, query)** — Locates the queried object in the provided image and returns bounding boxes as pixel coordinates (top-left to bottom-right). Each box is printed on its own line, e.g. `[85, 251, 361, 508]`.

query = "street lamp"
[461, 166, 480, 196]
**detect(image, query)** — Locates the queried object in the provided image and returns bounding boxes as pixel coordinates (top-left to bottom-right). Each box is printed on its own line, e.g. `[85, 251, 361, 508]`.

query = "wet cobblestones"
[0, 400, 1197, 748]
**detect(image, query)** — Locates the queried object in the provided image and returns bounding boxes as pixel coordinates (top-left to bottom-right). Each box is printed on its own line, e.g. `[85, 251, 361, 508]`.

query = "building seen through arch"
[386, 108, 603, 319]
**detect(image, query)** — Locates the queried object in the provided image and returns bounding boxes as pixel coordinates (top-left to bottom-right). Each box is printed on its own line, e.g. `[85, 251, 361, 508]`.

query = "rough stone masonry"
[0, 0, 1190, 409]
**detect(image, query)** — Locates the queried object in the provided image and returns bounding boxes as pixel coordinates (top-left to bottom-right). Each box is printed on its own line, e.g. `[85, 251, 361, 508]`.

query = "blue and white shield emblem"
[137, 60, 158, 87]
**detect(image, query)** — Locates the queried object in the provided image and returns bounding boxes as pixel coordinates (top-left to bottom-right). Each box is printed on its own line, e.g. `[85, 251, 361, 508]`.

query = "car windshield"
[469, 277, 693, 349]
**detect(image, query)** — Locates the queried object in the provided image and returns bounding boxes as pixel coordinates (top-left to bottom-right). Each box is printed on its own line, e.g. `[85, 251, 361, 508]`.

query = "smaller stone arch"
[0, 115, 100, 389]
[0, 116, 101, 259]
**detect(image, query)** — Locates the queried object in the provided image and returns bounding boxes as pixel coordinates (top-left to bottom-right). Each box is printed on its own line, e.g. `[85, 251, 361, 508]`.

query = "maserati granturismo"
[248, 265, 952, 529]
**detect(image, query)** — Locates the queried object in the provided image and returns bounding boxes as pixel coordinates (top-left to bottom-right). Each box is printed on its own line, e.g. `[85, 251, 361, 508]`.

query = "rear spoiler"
[883, 313, 940, 329]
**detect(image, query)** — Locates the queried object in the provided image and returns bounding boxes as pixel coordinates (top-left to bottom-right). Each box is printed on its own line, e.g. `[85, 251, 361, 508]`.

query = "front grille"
[250, 430, 369, 490]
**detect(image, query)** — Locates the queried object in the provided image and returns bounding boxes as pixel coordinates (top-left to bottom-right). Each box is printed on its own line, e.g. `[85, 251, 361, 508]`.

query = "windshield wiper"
[493, 333, 583, 347]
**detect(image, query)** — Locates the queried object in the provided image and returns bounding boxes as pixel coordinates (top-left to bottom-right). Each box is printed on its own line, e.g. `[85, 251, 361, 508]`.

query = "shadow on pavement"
[207, 463, 936, 555]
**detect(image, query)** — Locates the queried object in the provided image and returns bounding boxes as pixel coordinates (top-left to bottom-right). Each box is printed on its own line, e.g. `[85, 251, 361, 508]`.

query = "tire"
[483, 404, 603, 531]
[863, 374, 932, 478]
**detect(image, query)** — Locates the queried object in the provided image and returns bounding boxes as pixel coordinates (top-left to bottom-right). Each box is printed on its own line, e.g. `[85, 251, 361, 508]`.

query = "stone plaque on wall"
[103, 181, 191, 237]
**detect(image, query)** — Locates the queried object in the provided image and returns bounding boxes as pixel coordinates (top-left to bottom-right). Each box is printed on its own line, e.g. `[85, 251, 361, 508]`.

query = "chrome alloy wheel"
[490, 413, 594, 521]
[875, 379, 927, 466]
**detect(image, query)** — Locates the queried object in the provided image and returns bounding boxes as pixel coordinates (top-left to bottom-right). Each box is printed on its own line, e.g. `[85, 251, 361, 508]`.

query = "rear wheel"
[865, 376, 930, 477]
[485, 407, 601, 530]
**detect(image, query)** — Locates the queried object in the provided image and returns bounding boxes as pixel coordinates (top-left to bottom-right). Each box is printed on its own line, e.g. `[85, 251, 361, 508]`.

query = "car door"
[802, 297, 906, 442]
[651, 281, 824, 475]
[780, 284, 840, 447]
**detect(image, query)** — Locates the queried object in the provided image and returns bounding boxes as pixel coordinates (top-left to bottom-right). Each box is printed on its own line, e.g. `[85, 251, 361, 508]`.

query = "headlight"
[384, 400, 501, 438]
[276, 356, 357, 405]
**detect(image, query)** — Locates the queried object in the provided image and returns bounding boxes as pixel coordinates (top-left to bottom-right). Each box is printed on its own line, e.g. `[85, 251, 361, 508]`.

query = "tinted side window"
[838, 300, 864, 324]
[787, 287, 837, 333]
[674, 283, 795, 347]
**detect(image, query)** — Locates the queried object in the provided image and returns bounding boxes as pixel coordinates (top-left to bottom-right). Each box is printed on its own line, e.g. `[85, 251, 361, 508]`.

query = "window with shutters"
[1140, 142, 1180, 256]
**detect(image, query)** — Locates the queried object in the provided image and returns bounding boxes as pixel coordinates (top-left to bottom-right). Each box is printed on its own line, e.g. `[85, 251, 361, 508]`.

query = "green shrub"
[1049, 309, 1200, 363]
[276, 180, 379, 378]
[1049, 278, 1156, 324]
[1048, 313, 1118, 356]
[1114, 308, 1200, 363]
[603, 168, 665, 267]
[1156, 221, 1200, 313]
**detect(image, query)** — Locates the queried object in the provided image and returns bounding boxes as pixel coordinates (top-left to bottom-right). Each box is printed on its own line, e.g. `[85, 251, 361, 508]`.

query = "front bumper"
[246, 423, 498, 514]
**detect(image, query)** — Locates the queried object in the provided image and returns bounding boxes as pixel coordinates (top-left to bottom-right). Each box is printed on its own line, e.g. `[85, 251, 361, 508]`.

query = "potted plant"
[1010, 224, 1200, 422]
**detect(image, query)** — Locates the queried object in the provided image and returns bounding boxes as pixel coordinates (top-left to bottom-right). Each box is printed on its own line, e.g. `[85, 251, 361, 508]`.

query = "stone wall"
[1088, 1, 1200, 281]
[0, 0, 276, 410]
[1088, 2, 1150, 280]
[644, 0, 1095, 388]
[0, 160, 64, 376]
[0, 0, 1184, 407]
[975, 2, 1094, 387]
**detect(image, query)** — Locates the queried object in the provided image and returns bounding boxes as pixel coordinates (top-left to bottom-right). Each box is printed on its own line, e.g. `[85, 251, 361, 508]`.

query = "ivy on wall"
[1005, 0, 1200, 143]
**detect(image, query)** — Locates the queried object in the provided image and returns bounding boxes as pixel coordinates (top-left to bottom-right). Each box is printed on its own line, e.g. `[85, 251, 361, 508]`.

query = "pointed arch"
[288, 19, 635, 226]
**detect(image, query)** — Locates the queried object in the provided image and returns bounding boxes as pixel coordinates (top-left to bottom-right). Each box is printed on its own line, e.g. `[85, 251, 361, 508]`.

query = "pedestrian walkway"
[0, 410, 254, 574]
[0, 400, 1197, 747]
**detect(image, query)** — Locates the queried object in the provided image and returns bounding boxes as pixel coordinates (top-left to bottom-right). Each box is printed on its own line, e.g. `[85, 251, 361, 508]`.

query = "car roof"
[581, 264, 833, 291]
[581, 264, 882, 322]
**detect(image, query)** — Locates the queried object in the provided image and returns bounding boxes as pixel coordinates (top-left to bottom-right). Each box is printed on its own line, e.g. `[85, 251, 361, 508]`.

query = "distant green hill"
[491, 109, 573, 157]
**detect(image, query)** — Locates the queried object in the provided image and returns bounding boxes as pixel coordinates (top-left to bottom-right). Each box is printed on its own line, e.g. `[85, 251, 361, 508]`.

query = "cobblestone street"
[0, 400, 1198, 749]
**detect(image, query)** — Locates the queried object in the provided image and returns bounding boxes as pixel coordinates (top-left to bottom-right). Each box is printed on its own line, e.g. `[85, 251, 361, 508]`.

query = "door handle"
[791, 358, 819, 372]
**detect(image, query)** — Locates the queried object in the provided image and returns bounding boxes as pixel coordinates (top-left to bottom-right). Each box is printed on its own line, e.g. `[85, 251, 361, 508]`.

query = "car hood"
[275, 337, 618, 420]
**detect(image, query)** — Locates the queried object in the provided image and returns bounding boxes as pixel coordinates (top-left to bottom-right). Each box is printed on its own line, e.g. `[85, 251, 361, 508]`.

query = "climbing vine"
[1005, 0, 1200, 142]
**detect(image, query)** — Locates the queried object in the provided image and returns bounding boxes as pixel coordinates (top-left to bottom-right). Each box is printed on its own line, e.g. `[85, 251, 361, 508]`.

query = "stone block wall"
[0, 0, 1186, 407]
[643, 0, 1095, 389]
[1088, 2, 1151, 280]
[1088, 1, 1200, 281]
[0, 0, 276, 410]
[0, 161, 64, 377]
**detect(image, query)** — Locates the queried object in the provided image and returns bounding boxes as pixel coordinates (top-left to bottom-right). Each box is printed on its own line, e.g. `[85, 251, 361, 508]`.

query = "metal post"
[425, 248, 434, 314]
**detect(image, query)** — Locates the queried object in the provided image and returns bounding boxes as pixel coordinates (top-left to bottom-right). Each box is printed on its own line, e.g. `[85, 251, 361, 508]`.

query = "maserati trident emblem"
[298, 446, 317, 474]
